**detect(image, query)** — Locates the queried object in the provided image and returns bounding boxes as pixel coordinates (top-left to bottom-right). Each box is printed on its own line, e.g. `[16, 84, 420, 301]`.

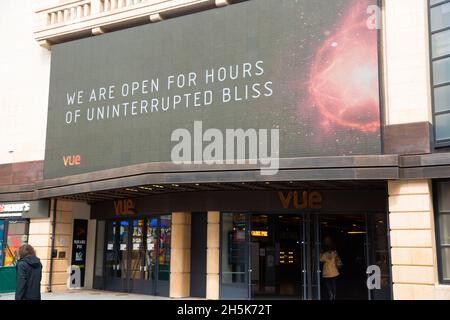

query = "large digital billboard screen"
[45, 0, 381, 179]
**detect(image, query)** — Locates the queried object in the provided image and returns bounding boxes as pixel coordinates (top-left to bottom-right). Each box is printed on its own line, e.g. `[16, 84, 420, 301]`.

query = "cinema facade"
[1, 0, 450, 300]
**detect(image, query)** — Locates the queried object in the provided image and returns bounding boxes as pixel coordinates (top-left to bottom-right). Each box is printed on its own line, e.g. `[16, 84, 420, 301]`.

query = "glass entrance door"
[220, 213, 249, 299]
[142, 217, 158, 293]
[129, 218, 152, 294]
[104, 220, 129, 292]
[103, 216, 171, 296]
[315, 214, 369, 300]
[249, 214, 276, 298]
[249, 214, 306, 299]
[221, 213, 311, 300]
[366, 213, 392, 300]
[314, 214, 391, 300]
[220, 212, 391, 300]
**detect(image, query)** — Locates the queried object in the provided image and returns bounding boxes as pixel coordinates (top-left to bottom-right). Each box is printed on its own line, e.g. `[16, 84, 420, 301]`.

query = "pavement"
[0, 289, 178, 300]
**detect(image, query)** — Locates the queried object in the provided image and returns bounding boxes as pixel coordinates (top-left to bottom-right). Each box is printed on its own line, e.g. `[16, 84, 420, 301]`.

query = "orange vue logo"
[114, 199, 136, 216]
[63, 155, 81, 166]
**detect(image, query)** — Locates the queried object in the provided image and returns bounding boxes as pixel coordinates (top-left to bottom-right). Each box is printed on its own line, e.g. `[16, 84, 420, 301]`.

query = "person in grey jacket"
[15, 244, 42, 300]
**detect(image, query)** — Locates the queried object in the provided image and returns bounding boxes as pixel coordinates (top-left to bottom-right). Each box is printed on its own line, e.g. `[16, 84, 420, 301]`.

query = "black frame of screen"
[43, 0, 386, 180]
[433, 180, 450, 284]
[429, 0, 450, 148]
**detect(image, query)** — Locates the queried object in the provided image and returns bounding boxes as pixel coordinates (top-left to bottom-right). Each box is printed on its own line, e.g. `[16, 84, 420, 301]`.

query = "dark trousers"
[323, 277, 337, 300]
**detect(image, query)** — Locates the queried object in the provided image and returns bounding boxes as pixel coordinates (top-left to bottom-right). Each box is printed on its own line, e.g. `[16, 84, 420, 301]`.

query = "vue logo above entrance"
[114, 199, 136, 216]
[278, 191, 322, 209]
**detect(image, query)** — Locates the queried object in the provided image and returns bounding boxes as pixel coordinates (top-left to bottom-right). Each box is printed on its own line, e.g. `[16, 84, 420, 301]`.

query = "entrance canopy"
[65, 179, 387, 205]
[7, 155, 395, 203]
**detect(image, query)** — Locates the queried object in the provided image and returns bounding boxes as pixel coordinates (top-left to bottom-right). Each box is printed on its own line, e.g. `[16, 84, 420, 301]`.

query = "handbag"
[335, 252, 343, 269]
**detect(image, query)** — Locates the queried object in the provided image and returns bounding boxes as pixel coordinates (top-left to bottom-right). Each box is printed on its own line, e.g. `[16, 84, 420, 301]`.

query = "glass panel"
[221, 213, 247, 286]
[438, 180, 450, 211]
[145, 218, 158, 281]
[440, 214, 450, 245]
[433, 57, 450, 85]
[250, 215, 275, 297]
[431, 0, 446, 6]
[442, 248, 450, 280]
[311, 215, 321, 300]
[0, 220, 4, 266]
[105, 220, 128, 279]
[367, 213, 391, 300]
[158, 215, 171, 282]
[432, 29, 450, 59]
[431, 2, 450, 32]
[95, 221, 105, 277]
[105, 221, 119, 278]
[435, 113, 450, 140]
[130, 219, 144, 280]
[119, 220, 129, 279]
[278, 215, 303, 298]
[5, 220, 28, 266]
[435, 85, 450, 112]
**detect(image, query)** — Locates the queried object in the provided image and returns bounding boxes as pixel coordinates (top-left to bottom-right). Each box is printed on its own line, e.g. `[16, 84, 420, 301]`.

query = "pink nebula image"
[308, 0, 380, 133]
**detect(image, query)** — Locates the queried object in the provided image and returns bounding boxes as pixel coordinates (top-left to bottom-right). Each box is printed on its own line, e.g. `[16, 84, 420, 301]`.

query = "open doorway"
[249, 213, 371, 300]
[250, 214, 304, 299]
[221, 212, 391, 300]
[317, 215, 368, 300]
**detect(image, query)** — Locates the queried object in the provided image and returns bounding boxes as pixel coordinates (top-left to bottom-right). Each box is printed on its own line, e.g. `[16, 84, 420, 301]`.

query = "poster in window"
[71, 219, 88, 287]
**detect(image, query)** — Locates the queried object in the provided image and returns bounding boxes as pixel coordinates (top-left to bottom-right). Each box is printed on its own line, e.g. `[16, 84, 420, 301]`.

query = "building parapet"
[34, 0, 232, 49]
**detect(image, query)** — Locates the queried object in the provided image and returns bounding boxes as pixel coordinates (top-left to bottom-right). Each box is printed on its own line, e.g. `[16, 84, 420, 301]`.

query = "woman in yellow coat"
[320, 236, 343, 300]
